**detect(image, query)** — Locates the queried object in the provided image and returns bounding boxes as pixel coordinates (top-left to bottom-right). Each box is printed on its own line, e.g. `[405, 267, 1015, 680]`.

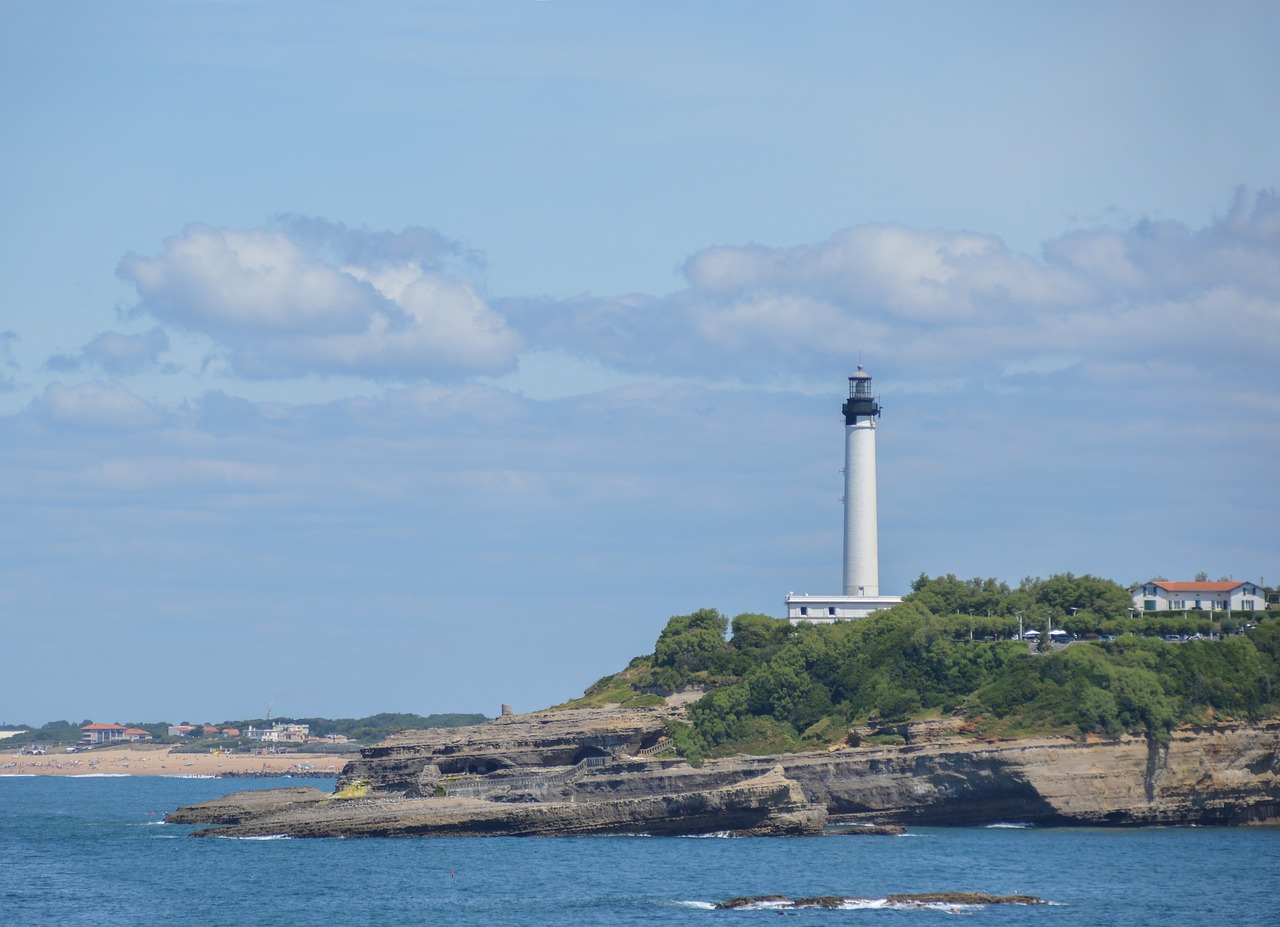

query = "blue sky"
[2, 1, 1277, 726]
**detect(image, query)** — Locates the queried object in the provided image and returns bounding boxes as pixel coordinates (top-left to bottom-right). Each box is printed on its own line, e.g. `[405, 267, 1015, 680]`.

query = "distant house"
[1130, 580, 1266, 613]
[122, 728, 153, 742]
[245, 723, 309, 744]
[81, 723, 128, 745]
[221, 728, 241, 738]
[167, 725, 197, 737]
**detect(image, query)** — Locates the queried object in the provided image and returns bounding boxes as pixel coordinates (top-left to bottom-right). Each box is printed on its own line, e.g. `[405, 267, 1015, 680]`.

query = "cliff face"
[170, 710, 1280, 838]
[340, 706, 674, 796]
[757, 722, 1280, 826]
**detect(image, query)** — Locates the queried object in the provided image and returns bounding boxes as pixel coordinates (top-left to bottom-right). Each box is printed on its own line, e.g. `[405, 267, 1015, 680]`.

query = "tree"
[653, 608, 733, 678]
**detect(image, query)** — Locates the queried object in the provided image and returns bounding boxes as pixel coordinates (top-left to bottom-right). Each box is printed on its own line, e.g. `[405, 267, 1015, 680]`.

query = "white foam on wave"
[986, 822, 1034, 829]
[702, 897, 1048, 912]
[674, 901, 717, 910]
[162, 774, 218, 779]
[685, 831, 733, 839]
[214, 834, 293, 841]
[67, 773, 131, 778]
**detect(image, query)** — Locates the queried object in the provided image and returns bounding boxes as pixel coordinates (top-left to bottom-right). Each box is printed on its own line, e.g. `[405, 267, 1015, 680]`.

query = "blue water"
[2, 777, 1277, 926]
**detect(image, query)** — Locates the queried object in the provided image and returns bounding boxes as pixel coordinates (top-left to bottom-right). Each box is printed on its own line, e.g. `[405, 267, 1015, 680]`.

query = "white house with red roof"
[80, 723, 128, 745]
[1130, 580, 1266, 613]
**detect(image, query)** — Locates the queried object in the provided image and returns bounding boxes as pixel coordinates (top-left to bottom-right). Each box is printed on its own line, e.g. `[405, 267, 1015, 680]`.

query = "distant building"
[785, 594, 904, 622]
[81, 723, 127, 744]
[122, 728, 153, 742]
[245, 723, 309, 744]
[1130, 580, 1266, 613]
[168, 725, 197, 737]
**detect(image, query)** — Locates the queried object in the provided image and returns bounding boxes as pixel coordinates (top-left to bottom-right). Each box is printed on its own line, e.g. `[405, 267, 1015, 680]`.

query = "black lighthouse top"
[842, 365, 881, 424]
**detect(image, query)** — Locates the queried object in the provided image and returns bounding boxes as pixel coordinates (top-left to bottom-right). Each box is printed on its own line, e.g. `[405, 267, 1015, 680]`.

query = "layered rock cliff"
[169, 709, 1280, 837]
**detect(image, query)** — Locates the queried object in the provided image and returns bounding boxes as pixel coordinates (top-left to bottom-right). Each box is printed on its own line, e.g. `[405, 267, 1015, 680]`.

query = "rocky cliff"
[169, 709, 1280, 837]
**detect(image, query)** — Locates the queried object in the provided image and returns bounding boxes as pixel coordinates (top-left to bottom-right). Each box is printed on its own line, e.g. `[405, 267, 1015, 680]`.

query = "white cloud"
[32, 381, 164, 430]
[118, 222, 522, 381]
[0, 331, 18, 392]
[45, 327, 171, 376]
[510, 189, 1280, 389]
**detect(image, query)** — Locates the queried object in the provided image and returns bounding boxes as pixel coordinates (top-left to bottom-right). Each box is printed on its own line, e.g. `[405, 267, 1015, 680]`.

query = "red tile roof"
[81, 723, 126, 731]
[1153, 581, 1243, 592]
[123, 729, 151, 736]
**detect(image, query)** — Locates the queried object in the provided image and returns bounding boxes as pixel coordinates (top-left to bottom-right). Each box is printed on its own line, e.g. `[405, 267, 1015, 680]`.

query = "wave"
[66, 773, 131, 778]
[709, 893, 1051, 911]
[985, 822, 1035, 829]
[160, 774, 218, 779]
[213, 834, 293, 841]
[717, 898, 967, 912]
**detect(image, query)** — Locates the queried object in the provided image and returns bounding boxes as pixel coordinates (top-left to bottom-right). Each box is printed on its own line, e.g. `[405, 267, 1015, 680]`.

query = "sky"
[2, 1, 1277, 727]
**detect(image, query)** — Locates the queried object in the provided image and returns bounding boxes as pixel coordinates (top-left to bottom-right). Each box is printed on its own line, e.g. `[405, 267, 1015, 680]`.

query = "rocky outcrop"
[340, 706, 675, 795]
[165, 786, 331, 826]
[178, 764, 825, 838]
[170, 709, 1280, 838]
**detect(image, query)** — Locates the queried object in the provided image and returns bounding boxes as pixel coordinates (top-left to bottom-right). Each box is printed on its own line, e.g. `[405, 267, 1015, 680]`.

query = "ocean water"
[1, 776, 1277, 926]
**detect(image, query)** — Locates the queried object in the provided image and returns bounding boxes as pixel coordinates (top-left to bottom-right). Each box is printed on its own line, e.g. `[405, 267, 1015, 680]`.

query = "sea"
[2, 776, 1277, 927]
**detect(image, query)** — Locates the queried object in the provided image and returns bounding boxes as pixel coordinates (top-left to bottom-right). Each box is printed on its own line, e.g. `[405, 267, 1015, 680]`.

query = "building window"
[799, 606, 808, 616]
[1144, 599, 1156, 611]
[828, 607, 836, 616]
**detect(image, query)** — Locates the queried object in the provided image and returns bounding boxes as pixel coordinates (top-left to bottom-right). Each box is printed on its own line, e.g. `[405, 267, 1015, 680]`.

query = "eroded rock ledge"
[169, 709, 1280, 838]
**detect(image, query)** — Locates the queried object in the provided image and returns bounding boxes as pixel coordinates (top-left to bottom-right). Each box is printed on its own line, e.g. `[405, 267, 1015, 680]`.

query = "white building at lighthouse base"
[785, 592, 903, 625]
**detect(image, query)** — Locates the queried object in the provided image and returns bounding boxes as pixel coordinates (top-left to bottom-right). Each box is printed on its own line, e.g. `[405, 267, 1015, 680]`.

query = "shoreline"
[0, 744, 358, 778]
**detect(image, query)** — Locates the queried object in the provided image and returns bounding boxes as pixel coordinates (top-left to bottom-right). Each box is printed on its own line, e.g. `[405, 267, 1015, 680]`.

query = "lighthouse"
[842, 365, 880, 596]
[785, 366, 901, 624]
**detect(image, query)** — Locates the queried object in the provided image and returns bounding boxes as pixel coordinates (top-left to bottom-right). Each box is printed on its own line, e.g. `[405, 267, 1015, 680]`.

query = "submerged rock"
[827, 824, 906, 836]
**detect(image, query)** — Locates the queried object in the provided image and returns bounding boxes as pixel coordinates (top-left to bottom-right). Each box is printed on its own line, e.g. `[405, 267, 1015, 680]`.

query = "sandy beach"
[0, 744, 358, 777]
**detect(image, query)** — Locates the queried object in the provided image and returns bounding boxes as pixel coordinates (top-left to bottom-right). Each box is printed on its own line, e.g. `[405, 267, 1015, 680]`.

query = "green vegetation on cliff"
[570, 573, 1280, 761]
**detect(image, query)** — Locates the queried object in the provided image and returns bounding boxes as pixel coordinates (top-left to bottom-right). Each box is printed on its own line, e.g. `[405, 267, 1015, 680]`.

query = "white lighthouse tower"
[842, 366, 880, 596]
[786, 366, 901, 624]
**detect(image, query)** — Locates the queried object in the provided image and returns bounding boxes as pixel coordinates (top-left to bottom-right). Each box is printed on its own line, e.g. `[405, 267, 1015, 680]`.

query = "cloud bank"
[504, 188, 1280, 387]
[117, 221, 522, 381]
[103, 190, 1280, 398]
